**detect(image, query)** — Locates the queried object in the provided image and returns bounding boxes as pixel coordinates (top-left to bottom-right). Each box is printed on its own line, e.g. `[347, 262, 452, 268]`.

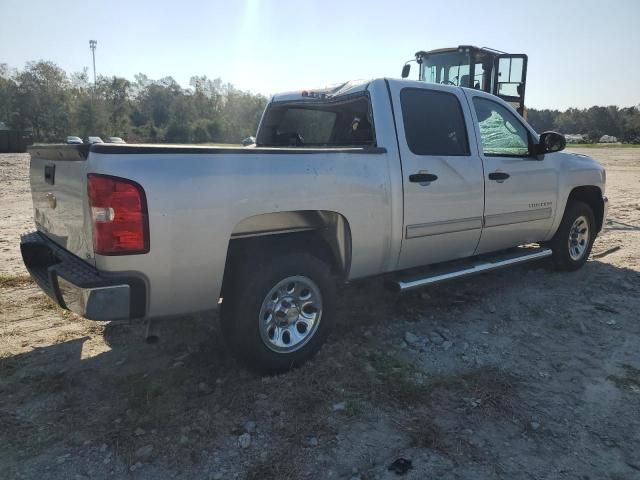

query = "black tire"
[550, 201, 596, 271]
[221, 249, 336, 372]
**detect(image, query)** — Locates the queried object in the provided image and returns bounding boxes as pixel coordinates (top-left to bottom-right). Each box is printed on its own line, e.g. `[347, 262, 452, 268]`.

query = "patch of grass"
[404, 410, 488, 463]
[401, 368, 521, 462]
[0, 411, 39, 451]
[608, 364, 640, 392]
[339, 353, 520, 417]
[25, 294, 75, 320]
[365, 351, 429, 406]
[256, 370, 339, 442]
[345, 399, 365, 417]
[199, 143, 242, 147]
[124, 374, 165, 415]
[15, 368, 84, 396]
[245, 457, 302, 480]
[427, 366, 521, 418]
[406, 414, 448, 452]
[0, 274, 33, 288]
[567, 143, 640, 148]
[32, 295, 62, 312]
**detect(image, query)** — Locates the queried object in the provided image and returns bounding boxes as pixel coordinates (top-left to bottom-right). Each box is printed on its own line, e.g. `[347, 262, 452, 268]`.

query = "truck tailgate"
[29, 145, 94, 263]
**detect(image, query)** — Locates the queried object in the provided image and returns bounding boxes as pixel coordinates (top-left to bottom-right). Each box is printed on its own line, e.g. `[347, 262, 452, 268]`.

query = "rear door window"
[400, 88, 470, 156]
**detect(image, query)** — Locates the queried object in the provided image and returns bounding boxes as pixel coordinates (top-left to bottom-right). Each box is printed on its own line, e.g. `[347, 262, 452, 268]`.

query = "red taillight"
[87, 174, 149, 255]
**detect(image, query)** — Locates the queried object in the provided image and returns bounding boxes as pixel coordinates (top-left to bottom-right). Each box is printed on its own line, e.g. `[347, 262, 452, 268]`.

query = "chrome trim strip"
[406, 217, 483, 239]
[394, 248, 552, 291]
[484, 207, 552, 228]
[89, 144, 388, 155]
[231, 226, 317, 239]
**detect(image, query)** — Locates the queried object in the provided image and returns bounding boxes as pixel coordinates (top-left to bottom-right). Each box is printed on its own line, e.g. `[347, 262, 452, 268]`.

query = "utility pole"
[89, 40, 97, 86]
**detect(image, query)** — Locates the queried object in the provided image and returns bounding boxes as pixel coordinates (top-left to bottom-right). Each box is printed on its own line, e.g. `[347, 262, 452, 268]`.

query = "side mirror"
[401, 64, 411, 79]
[537, 131, 566, 154]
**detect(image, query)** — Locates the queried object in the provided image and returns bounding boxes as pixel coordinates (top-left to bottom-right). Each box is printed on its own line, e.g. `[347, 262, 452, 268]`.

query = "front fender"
[545, 151, 606, 240]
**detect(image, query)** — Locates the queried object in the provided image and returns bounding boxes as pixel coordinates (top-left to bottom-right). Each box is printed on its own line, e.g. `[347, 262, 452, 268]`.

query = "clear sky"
[1, 0, 639, 109]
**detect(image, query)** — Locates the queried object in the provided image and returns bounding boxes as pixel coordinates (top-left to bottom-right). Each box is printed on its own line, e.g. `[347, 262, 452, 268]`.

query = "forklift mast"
[402, 45, 528, 116]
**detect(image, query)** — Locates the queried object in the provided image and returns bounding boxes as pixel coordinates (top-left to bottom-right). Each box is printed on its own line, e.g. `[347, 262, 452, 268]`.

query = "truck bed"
[27, 142, 396, 318]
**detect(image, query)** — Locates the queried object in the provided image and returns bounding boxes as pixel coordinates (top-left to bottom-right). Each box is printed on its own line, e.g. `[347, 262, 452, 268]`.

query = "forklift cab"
[401, 45, 527, 116]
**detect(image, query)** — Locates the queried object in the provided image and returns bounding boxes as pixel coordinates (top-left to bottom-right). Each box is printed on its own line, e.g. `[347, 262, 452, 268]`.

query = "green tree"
[98, 75, 132, 137]
[74, 95, 110, 138]
[620, 106, 640, 143]
[10, 59, 638, 146]
[14, 61, 71, 141]
[0, 64, 18, 126]
[526, 108, 560, 133]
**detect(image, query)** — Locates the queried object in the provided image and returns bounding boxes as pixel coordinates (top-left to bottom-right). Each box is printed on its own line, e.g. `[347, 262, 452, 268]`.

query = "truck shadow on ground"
[1, 258, 639, 477]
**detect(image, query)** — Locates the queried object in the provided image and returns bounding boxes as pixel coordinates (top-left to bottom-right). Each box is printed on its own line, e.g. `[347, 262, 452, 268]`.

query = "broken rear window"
[258, 95, 375, 147]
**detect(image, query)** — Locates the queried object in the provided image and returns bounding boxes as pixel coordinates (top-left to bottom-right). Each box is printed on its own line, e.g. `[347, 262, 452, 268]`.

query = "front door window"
[473, 97, 530, 157]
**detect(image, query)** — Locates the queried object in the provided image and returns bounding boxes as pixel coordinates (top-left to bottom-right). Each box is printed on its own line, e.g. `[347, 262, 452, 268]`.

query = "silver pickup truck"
[21, 78, 607, 371]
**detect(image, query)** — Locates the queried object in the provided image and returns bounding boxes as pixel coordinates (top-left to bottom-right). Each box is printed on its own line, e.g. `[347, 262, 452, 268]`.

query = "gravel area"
[1, 148, 639, 479]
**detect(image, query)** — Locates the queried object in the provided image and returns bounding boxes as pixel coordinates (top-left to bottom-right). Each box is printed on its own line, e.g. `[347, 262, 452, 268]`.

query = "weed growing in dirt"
[428, 366, 521, 416]
[0, 274, 33, 288]
[124, 374, 165, 415]
[345, 399, 365, 417]
[406, 414, 448, 451]
[608, 364, 640, 392]
[245, 455, 303, 480]
[364, 351, 430, 406]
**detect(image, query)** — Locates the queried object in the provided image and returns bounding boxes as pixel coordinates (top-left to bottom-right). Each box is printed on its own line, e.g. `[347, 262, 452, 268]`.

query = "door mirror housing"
[401, 64, 411, 79]
[537, 131, 566, 154]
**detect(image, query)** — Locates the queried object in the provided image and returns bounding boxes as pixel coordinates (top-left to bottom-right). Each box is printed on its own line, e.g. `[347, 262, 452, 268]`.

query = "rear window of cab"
[257, 95, 375, 147]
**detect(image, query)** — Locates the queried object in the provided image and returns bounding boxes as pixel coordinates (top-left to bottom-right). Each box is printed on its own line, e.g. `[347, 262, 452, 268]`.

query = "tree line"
[1, 60, 639, 144]
[0, 61, 267, 144]
[527, 106, 640, 143]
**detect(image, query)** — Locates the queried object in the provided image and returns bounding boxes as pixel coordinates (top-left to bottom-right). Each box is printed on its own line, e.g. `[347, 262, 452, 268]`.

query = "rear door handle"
[409, 173, 438, 183]
[488, 172, 510, 182]
[44, 164, 55, 185]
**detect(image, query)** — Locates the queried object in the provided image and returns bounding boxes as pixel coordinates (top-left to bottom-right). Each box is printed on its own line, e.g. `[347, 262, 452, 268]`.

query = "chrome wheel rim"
[568, 215, 590, 261]
[258, 275, 322, 353]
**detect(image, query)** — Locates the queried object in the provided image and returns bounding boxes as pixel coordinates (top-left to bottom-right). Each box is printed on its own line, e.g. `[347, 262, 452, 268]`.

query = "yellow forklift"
[401, 45, 528, 117]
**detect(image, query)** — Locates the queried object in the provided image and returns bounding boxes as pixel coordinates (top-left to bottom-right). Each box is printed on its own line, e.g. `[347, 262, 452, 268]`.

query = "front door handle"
[409, 173, 438, 183]
[488, 172, 510, 182]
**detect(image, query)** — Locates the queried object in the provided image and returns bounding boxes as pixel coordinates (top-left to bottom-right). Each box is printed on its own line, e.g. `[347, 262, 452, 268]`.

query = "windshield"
[420, 51, 471, 87]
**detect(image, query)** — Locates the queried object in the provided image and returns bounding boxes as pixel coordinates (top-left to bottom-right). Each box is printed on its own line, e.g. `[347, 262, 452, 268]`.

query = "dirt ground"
[1, 149, 639, 480]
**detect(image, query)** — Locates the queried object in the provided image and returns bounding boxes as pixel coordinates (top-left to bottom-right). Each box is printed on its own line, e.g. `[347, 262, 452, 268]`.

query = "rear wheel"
[550, 201, 596, 271]
[221, 249, 335, 372]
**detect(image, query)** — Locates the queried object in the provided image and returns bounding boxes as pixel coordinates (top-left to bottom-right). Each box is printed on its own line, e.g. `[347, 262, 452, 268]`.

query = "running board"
[386, 247, 553, 292]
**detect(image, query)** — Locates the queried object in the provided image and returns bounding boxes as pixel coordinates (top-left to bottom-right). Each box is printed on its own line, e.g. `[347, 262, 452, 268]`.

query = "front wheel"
[221, 250, 336, 372]
[550, 201, 596, 271]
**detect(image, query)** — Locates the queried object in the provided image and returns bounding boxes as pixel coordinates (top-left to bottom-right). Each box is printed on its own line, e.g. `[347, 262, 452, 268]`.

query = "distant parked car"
[86, 137, 104, 144]
[106, 137, 126, 144]
[66, 136, 83, 145]
[242, 136, 256, 146]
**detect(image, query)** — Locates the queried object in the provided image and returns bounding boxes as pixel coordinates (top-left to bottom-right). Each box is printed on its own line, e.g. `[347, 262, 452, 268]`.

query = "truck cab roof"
[271, 79, 372, 103]
[270, 78, 485, 104]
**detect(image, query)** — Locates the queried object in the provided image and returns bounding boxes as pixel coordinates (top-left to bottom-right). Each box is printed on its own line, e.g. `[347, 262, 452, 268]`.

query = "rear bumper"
[20, 231, 146, 320]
